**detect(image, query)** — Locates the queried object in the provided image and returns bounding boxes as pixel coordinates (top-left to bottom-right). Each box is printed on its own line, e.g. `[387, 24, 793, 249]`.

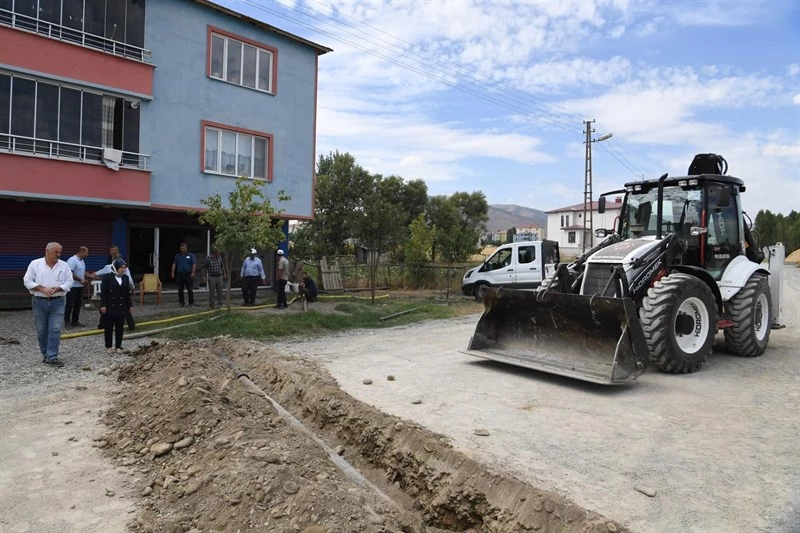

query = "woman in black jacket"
[100, 258, 134, 354]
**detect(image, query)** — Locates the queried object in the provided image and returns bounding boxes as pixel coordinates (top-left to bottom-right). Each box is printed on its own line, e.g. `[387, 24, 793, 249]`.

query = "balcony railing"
[0, 8, 152, 63]
[0, 133, 151, 171]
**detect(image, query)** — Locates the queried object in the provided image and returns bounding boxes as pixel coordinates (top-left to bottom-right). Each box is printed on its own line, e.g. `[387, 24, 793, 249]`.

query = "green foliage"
[428, 191, 488, 264]
[404, 213, 435, 288]
[355, 183, 406, 302]
[165, 296, 482, 341]
[193, 177, 288, 305]
[305, 151, 374, 259]
[506, 227, 516, 242]
[754, 210, 800, 255]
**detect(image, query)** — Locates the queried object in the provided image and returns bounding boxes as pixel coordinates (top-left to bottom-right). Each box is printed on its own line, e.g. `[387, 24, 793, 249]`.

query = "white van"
[462, 240, 560, 298]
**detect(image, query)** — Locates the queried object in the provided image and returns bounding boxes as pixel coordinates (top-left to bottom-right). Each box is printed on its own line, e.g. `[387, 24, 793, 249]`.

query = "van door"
[514, 243, 542, 288]
[478, 246, 515, 286]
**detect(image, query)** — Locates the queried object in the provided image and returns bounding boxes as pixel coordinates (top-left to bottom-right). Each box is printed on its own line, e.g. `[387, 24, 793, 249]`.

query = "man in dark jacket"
[299, 271, 318, 302]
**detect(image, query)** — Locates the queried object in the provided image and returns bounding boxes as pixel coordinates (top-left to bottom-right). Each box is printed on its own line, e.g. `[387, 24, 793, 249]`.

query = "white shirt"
[23, 258, 73, 297]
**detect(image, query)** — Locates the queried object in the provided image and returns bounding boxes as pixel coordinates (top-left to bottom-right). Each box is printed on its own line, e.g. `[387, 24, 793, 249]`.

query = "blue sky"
[217, 0, 800, 216]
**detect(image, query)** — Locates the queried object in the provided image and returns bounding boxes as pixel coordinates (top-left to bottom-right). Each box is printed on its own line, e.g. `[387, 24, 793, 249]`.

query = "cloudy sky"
[217, 0, 800, 216]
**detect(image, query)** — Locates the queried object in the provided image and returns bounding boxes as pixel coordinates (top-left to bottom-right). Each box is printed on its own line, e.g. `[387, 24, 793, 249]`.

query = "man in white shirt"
[23, 242, 73, 367]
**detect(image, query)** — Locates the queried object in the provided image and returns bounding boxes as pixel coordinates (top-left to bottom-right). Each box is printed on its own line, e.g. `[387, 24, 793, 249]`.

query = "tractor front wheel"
[724, 274, 771, 357]
[639, 273, 718, 374]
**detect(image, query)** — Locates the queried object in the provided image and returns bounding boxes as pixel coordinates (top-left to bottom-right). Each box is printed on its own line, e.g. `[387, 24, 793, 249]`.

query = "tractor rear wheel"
[724, 274, 771, 357]
[639, 273, 717, 374]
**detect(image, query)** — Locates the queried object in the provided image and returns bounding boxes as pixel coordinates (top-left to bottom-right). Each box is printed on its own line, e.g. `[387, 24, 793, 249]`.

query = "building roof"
[546, 199, 623, 214]
[195, 0, 333, 55]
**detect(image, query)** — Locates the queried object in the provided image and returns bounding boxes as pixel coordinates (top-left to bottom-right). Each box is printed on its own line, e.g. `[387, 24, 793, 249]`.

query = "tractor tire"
[639, 273, 717, 374]
[724, 274, 771, 357]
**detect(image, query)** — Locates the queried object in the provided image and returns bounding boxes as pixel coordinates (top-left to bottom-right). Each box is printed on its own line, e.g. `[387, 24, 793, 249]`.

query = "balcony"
[0, 133, 150, 171]
[0, 8, 152, 63]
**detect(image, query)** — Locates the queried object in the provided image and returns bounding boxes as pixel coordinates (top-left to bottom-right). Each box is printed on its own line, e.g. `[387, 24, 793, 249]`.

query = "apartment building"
[0, 0, 331, 306]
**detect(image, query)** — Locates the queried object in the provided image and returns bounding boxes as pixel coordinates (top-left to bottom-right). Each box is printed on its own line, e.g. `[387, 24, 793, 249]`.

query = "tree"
[506, 227, 517, 243]
[354, 189, 405, 303]
[404, 213, 435, 289]
[306, 151, 374, 259]
[194, 177, 289, 307]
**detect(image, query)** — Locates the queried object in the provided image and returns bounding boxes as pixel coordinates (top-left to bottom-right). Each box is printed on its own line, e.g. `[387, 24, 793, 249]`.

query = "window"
[566, 215, 570, 226]
[0, 74, 141, 161]
[560, 215, 564, 227]
[1, 0, 148, 60]
[203, 122, 271, 179]
[518, 246, 535, 264]
[208, 28, 276, 94]
[568, 232, 576, 244]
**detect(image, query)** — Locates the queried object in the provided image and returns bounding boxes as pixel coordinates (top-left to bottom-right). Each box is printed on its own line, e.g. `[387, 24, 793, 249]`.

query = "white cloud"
[788, 64, 800, 77]
[793, 93, 800, 105]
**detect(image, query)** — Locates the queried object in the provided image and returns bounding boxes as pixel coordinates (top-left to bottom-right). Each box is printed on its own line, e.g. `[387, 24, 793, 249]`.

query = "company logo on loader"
[692, 302, 703, 337]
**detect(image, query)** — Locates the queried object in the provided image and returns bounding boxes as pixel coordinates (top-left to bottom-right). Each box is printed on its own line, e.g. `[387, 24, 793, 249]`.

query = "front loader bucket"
[462, 288, 649, 385]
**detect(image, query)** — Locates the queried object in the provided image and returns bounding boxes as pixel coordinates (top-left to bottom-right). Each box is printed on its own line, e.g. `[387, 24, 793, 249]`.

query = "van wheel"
[473, 283, 489, 301]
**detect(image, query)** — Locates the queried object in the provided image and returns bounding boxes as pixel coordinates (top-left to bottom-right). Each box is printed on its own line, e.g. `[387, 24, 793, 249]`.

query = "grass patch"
[163, 293, 482, 341]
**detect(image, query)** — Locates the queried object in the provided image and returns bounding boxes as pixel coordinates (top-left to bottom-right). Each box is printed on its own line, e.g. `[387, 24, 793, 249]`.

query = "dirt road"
[274, 265, 800, 532]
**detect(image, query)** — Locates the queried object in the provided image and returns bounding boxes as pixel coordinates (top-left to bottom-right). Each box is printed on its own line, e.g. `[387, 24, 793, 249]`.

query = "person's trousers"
[176, 272, 194, 305]
[104, 314, 125, 349]
[32, 296, 65, 360]
[276, 279, 288, 307]
[208, 275, 224, 308]
[300, 286, 317, 302]
[242, 276, 259, 304]
[64, 286, 83, 325]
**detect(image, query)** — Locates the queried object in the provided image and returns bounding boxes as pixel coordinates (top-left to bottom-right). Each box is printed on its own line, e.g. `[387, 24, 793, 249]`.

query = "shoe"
[72, 322, 86, 327]
[64, 323, 73, 329]
[180, 303, 186, 307]
[115, 348, 124, 354]
[106, 348, 114, 355]
[44, 358, 64, 367]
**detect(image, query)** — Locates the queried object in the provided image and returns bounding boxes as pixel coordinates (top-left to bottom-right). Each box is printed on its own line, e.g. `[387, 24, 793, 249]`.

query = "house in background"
[514, 224, 546, 242]
[0, 0, 331, 306]
[546, 197, 623, 258]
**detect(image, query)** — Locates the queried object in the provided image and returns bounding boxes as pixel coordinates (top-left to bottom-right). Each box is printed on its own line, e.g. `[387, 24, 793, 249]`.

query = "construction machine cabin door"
[704, 184, 742, 280]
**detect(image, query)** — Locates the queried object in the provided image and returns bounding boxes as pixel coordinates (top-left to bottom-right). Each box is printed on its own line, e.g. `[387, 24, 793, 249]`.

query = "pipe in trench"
[211, 349, 403, 512]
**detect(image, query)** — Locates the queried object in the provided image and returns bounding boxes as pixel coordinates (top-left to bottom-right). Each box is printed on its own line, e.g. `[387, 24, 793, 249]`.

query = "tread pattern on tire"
[724, 274, 771, 357]
[639, 273, 717, 374]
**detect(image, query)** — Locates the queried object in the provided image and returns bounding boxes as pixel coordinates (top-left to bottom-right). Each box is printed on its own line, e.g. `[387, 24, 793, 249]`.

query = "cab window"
[481, 248, 513, 271]
[518, 246, 536, 264]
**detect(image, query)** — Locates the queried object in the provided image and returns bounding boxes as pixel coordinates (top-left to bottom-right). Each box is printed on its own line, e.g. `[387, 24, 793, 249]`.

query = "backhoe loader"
[463, 154, 781, 384]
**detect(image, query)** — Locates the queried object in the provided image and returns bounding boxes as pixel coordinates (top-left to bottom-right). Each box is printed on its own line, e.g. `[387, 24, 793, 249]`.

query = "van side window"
[518, 246, 535, 264]
[482, 249, 512, 271]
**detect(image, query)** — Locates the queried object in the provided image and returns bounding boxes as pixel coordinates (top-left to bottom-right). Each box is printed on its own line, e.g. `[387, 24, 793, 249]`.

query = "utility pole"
[582, 120, 612, 253]
[582, 120, 594, 254]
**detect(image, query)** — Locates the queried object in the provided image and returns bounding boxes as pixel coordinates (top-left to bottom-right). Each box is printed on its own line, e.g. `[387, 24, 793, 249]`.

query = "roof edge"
[194, 0, 333, 54]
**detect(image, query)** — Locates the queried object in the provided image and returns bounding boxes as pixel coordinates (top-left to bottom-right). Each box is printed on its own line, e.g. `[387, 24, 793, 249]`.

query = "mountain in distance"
[486, 204, 547, 233]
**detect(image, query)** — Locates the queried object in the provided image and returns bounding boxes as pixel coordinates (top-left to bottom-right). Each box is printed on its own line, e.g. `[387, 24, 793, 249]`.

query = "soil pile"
[102, 339, 623, 532]
[785, 249, 800, 264]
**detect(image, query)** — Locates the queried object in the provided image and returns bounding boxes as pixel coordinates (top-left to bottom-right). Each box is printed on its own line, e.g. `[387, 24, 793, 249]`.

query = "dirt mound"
[786, 249, 800, 264]
[102, 339, 623, 532]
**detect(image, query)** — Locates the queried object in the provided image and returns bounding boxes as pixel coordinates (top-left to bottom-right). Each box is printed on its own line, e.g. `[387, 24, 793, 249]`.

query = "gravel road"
[274, 265, 800, 533]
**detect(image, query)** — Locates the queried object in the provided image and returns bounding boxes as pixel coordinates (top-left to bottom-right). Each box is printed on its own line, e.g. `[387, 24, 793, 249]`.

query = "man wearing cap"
[275, 249, 290, 309]
[23, 242, 73, 367]
[240, 249, 265, 306]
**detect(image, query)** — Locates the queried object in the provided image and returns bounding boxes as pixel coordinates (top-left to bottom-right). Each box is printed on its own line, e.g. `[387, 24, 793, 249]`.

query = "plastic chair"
[139, 273, 163, 305]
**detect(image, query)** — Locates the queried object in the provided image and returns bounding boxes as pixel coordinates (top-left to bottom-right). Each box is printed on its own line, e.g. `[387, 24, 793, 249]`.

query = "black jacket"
[101, 273, 132, 317]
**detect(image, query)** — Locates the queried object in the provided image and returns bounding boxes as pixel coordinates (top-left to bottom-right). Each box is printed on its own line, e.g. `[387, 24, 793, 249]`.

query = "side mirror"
[598, 196, 606, 214]
[690, 226, 708, 236]
[595, 228, 609, 238]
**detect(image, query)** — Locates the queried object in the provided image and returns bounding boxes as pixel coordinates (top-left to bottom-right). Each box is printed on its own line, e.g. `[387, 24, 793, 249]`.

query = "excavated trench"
[102, 339, 624, 532]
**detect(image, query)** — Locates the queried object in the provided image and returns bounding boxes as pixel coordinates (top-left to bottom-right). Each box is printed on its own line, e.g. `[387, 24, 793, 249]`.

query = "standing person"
[94, 255, 136, 330]
[202, 248, 227, 309]
[23, 242, 73, 367]
[100, 258, 133, 354]
[298, 271, 318, 302]
[275, 249, 289, 309]
[240, 248, 265, 306]
[65, 246, 96, 328]
[170, 243, 196, 307]
[107, 244, 119, 264]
